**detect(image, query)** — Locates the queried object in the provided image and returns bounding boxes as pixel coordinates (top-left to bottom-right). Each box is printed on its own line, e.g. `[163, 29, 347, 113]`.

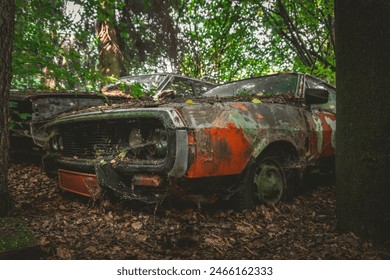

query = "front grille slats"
[60, 121, 125, 159]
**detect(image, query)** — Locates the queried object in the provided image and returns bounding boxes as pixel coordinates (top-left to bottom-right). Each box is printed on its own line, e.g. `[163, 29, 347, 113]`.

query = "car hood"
[46, 96, 300, 132]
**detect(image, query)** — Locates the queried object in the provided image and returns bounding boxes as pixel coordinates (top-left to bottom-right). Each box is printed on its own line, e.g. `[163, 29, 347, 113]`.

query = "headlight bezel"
[126, 120, 169, 160]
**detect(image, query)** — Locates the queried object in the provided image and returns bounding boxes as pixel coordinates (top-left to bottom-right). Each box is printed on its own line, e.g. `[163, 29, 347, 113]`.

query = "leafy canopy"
[12, 0, 335, 91]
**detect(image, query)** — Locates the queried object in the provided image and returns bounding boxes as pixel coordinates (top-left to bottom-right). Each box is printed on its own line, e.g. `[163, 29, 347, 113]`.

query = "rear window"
[204, 74, 298, 98]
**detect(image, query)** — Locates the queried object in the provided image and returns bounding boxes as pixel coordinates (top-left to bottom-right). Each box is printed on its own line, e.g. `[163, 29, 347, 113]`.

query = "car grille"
[60, 121, 124, 159]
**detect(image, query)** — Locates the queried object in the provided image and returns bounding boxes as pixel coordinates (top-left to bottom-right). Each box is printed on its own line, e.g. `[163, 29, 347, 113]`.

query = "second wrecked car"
[43, 73, 336, 208]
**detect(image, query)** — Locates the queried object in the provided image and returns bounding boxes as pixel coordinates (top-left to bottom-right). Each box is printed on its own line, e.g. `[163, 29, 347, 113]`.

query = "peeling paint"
[186, 123, 252, 178]
[325, 116, 336, 150]
[253, 137, 268, 158]
[315, 112, 336, 157]
[228, 111, 258, 140]
[232, 103, 248, 111]
[43, 72, 336, 204]
[312, 114, 323, 153]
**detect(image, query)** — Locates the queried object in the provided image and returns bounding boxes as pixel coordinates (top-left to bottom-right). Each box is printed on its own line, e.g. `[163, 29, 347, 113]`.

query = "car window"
[203, 74, 298, 98]
[305, 76, 336, 113]
[194, 81, 215, 96]
[116, 74, 167, 91]
[164, 77, 195, 97]
[105, 74, 167, 93]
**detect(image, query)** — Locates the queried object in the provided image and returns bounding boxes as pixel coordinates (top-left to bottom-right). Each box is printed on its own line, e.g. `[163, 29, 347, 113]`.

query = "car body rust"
[43, 73, 336, 207]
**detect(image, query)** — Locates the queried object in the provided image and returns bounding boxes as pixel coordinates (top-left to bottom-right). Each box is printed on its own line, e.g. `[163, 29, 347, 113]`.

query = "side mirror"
[305, 88, 329, 104]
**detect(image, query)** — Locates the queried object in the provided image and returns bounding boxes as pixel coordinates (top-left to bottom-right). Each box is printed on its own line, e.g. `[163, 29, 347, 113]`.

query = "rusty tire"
[235, 149, 297, 209]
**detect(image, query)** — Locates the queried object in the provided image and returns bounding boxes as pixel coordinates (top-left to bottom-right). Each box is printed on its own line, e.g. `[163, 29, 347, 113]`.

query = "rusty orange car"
[43, 73, 336, 208]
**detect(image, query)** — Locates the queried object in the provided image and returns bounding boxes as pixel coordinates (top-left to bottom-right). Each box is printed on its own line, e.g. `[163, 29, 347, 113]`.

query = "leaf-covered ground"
[8, 161, 390, 260]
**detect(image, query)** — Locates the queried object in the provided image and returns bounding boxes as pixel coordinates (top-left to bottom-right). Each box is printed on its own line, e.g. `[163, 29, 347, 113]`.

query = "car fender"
[176, 102, 307, 178]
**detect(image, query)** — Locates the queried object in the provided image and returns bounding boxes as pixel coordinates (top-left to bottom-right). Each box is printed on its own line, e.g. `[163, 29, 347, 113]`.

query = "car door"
[304, 75, 336, 158]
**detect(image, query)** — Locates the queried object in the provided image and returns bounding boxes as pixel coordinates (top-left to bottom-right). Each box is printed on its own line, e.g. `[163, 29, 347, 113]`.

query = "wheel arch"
[257, 140, 299, 162]
[234, 140, 300, 209]
[257, 140, 299, 159]
[239, 139, 299, 185]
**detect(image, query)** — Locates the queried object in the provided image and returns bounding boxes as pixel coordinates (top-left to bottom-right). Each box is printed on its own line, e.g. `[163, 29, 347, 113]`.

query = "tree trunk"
[0, 0, 15, 217]
[335, 0, 390, 246]
[96, 1, 124, 78]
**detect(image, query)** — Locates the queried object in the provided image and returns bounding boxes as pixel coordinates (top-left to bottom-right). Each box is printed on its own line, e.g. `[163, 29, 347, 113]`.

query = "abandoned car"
[10, 74, 215, 154]
[43, 73, 336, 208]
[10, 91, 128, 155]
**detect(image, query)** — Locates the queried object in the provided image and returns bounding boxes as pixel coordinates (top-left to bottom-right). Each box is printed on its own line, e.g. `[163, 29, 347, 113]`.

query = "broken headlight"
[127, 123, 168, 159]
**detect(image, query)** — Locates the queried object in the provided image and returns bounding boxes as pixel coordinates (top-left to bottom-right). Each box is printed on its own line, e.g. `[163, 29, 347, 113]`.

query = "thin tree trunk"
[0, 0, 15, 216]
[335, 0, 390, 246]
[96, 1, 124, 78]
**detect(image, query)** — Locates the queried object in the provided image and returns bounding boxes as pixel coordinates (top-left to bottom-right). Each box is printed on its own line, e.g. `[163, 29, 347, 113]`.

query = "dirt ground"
[7, 161, 390, 260]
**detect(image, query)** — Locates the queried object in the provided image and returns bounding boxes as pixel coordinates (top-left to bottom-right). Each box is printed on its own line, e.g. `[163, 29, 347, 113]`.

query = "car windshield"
[114, 74, 167, 91]
[204, 74, 298, 98]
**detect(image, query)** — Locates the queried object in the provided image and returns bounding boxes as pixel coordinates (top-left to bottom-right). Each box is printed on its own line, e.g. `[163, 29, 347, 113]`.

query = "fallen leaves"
[7, 161, 390, 260]
[131, 221, 143, 230]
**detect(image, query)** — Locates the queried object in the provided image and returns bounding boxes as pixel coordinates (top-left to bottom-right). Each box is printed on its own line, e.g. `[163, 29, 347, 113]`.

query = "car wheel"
[235, 149, 297, 209]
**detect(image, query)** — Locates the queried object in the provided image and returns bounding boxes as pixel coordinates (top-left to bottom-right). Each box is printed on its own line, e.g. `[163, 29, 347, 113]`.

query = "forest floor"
[7, 160, 390, 260]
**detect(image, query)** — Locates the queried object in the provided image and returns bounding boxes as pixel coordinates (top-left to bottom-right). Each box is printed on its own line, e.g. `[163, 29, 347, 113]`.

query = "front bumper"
[58, 169, 100, 197]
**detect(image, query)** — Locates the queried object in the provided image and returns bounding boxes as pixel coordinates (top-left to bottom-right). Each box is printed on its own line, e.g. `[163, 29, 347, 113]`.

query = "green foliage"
[13, 0, 105, 91]
[178, 0, 271, 82]
[259, 0, 335, 83]
[235, 89, 253, 98]
[11, 0, 335, 91]
[8, 101, 31, 129]
[0, 217, 36, 253]
[177, 0, 335, 84]
[116, 81, 155, 98]
[79, 0, 180, 75]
